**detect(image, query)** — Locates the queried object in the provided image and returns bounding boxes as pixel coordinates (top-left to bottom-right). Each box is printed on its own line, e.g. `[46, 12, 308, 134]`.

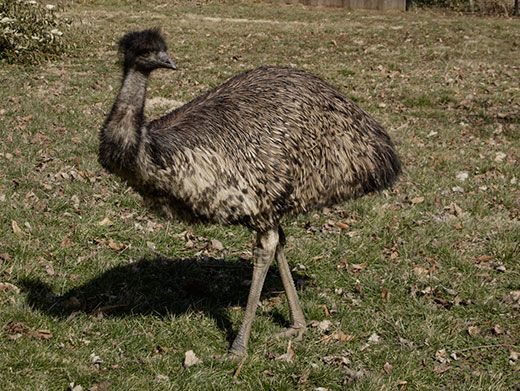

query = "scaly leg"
[228, 229, 278, 359]
[275, 227, 307, 340]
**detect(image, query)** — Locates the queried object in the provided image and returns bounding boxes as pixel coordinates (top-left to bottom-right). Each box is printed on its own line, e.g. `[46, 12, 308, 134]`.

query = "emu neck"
[99, 68, 149, 176]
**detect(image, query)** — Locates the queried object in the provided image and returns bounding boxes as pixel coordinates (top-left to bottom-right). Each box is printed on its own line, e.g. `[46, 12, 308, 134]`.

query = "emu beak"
[158, 51, 177, 70]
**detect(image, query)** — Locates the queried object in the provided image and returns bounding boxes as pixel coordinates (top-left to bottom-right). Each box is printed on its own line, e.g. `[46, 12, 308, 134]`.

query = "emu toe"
[274, 325, 307, 341]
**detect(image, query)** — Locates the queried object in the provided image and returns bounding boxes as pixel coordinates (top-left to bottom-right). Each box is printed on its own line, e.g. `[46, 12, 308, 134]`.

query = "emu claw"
[274, 325, 307, 341]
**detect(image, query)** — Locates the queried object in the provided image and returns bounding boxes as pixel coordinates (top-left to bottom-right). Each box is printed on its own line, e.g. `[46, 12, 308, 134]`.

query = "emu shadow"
[19, 256, 308, 344]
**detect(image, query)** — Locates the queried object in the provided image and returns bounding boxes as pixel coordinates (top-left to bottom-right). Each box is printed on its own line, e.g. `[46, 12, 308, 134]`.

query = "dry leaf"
[310, 320, 333, 332]
[183, 350, 202, 368]
[383, 361, 393, 374]
[413, 265, 429, 277]
[33, 329, 53, 340]
[367, 333, 381, 344]
[90, 353, 102, 365]
[0, 282, 20, 293]
[98, 217, 112, 226]
[503, 291, 520, 307]
[322, 304, 331, 317]
[494, 152, 506, 163]
[433, 363, 450, 374]
[275, 340, 295, 362]
[89, 381, 112, 391]
[209, 239, 224, 251]
[45, 263, 55, 276]
[61, 236, 72, 248]
[456, 171, 469, 181]
[435, 349, 448, 363]
[411, 196, 424, 205]
[68, 383, 83, 391]
[492, 324, 503, 335]
[322, 330, 355, 343]
[11, 220, 22, 236]
[108, 239, 124, 251]
[343, 367, 365, 384]
[335, 221, 349, 229]
[381, 288, 390, 302]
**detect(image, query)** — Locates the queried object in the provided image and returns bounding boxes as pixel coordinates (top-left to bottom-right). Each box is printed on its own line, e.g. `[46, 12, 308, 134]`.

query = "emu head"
[119, 29, 176, 73]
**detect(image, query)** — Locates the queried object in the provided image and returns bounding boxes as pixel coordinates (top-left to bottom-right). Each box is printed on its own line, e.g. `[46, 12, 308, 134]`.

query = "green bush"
[0, 0, 67, 63]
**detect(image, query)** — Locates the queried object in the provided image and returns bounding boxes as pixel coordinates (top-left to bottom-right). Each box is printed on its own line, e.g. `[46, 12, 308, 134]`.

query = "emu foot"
[274, 325, 307, 341]
[223, 349, 248, 363]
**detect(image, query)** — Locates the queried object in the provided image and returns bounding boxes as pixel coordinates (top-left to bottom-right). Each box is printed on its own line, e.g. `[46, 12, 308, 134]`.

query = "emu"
[99, 29, 401, 359]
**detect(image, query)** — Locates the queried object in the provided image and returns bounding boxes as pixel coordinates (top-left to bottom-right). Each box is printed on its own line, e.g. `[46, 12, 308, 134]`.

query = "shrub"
[0, 0, 68, 63]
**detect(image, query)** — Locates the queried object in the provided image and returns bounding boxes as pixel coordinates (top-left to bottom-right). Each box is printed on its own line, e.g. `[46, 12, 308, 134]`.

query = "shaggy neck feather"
[99, 68, 149, 175]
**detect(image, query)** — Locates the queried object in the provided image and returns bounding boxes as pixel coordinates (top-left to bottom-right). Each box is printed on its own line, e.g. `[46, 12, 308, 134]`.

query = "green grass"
[1, 1, 519, 390]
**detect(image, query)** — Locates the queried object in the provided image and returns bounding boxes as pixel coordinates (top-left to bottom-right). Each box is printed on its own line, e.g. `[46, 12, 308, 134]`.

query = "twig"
[232, 356, 247, 381]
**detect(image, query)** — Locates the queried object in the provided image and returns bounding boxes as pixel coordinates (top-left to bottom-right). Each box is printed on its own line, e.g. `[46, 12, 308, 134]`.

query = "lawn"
[0, 1, 519, 389]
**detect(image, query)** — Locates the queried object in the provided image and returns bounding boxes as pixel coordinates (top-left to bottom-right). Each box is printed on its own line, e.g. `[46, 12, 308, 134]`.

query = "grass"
[1, 1, 519, 389]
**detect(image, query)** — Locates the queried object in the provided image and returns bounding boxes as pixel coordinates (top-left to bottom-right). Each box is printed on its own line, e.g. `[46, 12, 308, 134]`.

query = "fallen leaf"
[0, 253, 11, 261]
[435, 349, 448, 363]
[61, 236, 72, 248]
[183, 350, 202, 368]
[98, 217, 112, 226]
[310, 320, 333, 332]
[502, 291, 520, 308]
[322, 355, 351, 366]
[11, 220, 22, 236]
[275, 340, 295, 362]
[155, 374, 169, 382]
[321, 304, 331, 317]
[45, 263, 55, 276]
[108, 239, 124, 251]
[456, 171, 469, 181]
[383, 361, 393, 374]
[446, 202, 464, 217]
[467, 326, 480, 336]
[90, 353, 102, 366]
[298, 367, 311, 384]
[367, 333, 381, 344]
[335, 221, 349, 229]
[209, 239, 224, 251]
[89, 381, 112, 391]
[413, 265, 430, 277]
[411, 196, 424, 205]
[321, 330, 355, 343]
[343, 367, 365, 384]
[433, 363, 450, 374]
[68, 383, 83, 391]
[0, 282, 20, 293]
[494, 152, 506, 163]
[33, 329, 53, 340]
[492, 324, 503, 335]
[381, 288, 390, 302]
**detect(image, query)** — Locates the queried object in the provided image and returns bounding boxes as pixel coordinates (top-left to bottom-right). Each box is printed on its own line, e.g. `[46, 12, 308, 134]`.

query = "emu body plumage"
[99, 29, 401, 359]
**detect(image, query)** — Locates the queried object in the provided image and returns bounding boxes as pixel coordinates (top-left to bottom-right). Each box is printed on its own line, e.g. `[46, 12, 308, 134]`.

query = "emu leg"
[274, 228, 307, 340]
[228, 229, 278, 359]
